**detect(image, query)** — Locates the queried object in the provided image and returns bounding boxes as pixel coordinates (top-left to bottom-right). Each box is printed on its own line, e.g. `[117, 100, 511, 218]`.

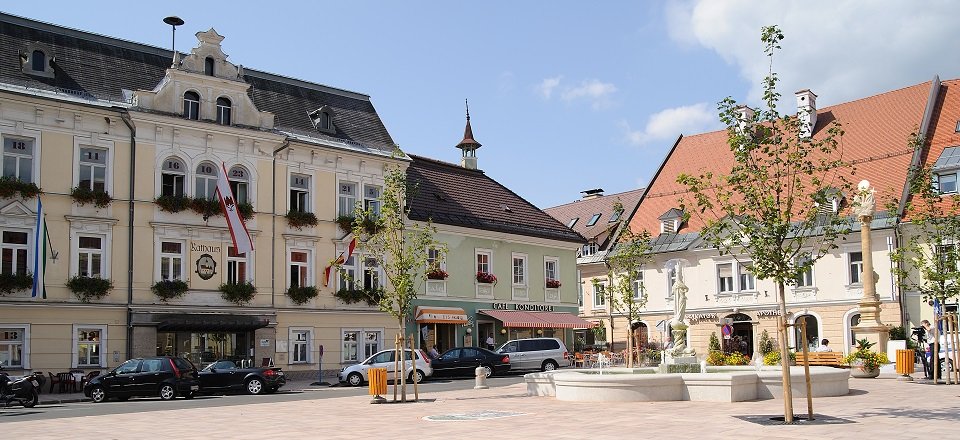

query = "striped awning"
[415, 306, 469, 324]
[479, 310, 592, 329]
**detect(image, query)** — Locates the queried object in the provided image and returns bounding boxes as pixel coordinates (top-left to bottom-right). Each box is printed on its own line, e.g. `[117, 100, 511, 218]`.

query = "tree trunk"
[398, 324, 407, 402]
[777, 282, 794, 422]
[626, 318, 633, 368]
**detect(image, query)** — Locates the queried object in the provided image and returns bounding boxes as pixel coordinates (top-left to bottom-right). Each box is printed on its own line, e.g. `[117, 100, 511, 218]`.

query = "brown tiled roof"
[629, 81, 933, 236]
[406, 155, 585, 243]
[544, 188, 644, 249]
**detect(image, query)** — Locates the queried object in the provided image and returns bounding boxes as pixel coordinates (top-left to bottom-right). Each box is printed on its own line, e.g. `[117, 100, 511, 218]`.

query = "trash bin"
[896, 349, 915, 375]
[368, 367, 387, 397]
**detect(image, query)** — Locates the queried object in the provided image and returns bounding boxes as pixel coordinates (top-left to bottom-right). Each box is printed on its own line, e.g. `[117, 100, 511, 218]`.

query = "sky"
[5, 1, 960, 209]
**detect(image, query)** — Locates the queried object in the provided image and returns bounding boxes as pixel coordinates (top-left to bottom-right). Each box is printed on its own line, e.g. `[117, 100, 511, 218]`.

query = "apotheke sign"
[491, 302, 555, 312]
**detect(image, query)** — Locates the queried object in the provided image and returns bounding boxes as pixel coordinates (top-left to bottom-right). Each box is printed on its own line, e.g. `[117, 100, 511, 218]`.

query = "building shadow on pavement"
[852, 406, 960, 422]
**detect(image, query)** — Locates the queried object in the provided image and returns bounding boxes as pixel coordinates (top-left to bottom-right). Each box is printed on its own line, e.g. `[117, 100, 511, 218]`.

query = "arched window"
[31, 50, 45, 72]
[228, 165, 249, 204]
[216, 97, 232, 125]
[793, 314, 820, 351]
[183, 91, 200, 120]
[195, 162, 218, 200]
[848, 312, 861, 350]
[204, 57, 215, 76]
[161, 157, 186, 197]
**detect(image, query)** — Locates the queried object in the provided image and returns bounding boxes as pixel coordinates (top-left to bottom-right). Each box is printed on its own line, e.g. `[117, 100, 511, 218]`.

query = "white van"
[497, 337, 570, 371]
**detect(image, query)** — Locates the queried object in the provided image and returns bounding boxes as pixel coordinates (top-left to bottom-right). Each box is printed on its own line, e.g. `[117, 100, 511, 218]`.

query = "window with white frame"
[339, 255, 356, 291]
[363, 185, 381, 216]
[362, 257, 381, 290]
[476, 249, 491, 275]
[577, 269, 583, 307]
[75, 326, 104, 367]
[216, 97, 232, 126]
[291, 329, 310, 363]
[183, 91, 200, 120]
[795, 255, 814, 287]
[633, 271, 645, 300]
[77, 147, 107, 192]
[290, 174, 310, 213]
[342, 330, 359, 362]
[0, 327, 25, 368]
[341, 328, 383, 362]
[512, 253, 527, 285]
[289, 250, 310, 288]
[76, 235, 104, 278]
[228, 165, 249, 204]
[593, 282, 606, 308]
[364, 330, 382, 358]
[717, 263, 734, 293]
[717, 260, 756, 293]
[227, 246, 248, 285]
[427, 247, 445, 271]
[338, 181, 357, 216]
[849, 252, 863, 285]
[581, 242, 598, 257]
[195, 162, 218, 200]
[936, 172, 958, 194]
[161, 157, 186, 197]
[2, 136, 34, 183]
[159, 241, 184, 281]
[1, 231, 29, 276]
[544, 258, 558, 285]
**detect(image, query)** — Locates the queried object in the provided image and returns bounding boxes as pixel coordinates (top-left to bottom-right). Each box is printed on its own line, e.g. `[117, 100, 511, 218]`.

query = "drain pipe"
[271, 141, 290, 308]
[118, 109, 136, 360]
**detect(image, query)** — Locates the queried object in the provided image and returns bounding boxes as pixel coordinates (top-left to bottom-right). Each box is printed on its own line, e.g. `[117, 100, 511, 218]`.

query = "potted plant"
[286, 210, 319, 229]
[0, 176, 42, 200]
[334, 286, 384, 306]
[844, 338, 889, 378]
[286, 285, 319, 305]
[426, 267, 448, 280]
[334, 215, 355, 232]
[66, 276, 113, 303]
[476, 272, 497, 284]
[70, 186, 113, 208]
[218, 281, 257, 305]
[151, 279, 189, 302]
[545, 279, 561, 288]
[0, 271, 34, 296]
[237, 202, 255, 220]
[154, 194, 191, 213]
[189, 197, 222, 219]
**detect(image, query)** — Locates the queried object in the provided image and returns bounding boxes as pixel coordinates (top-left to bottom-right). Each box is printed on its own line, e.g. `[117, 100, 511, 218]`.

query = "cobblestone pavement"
[4, 371, 959, 439]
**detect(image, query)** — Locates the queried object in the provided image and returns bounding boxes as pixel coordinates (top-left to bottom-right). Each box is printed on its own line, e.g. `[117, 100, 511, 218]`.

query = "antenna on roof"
[163, 16, 185, 67]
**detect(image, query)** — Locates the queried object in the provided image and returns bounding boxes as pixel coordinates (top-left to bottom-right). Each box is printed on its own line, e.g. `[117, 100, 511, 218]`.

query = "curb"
[39, 397, 87, 404]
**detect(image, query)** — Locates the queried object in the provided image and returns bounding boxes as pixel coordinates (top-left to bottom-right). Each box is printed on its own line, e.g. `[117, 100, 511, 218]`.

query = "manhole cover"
[424, 410, 527, 422]
[734, 414, 855, 426]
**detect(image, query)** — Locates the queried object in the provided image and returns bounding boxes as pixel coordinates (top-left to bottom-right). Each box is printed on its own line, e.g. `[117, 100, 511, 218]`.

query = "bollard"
[474, 366, 489, 389]
[895, 349, 915, 381]
[369, 367, 388, 403]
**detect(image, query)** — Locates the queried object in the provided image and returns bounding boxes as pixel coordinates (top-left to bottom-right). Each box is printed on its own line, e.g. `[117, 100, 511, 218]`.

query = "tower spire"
[456, 99, 481, 170]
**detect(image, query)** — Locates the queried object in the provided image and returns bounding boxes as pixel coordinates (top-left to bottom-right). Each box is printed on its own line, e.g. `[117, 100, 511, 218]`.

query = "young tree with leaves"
[605, 228, 653, 367]
[347, 155, 446, 402]
[677, 26, 853, 422]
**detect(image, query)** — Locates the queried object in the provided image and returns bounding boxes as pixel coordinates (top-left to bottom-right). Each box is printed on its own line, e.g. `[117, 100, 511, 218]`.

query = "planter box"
[425, 280, 446, 297]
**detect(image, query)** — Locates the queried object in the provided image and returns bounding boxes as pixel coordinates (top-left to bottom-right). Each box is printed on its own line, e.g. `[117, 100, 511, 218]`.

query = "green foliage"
[237, 202, 254, 220]
[706, 350, 726, 366]
[758, 329, 776, 356]
[763, 350, 796, 366]
[335, 215, 355, 232]
[67, 276, 113, 303]
[286, 285, 319, 305]
[0, 176, 42, 199]
[286, 210, 319, 229]
[592, 324, 607, 341]
[218, 281, 257, 305]
[189, 197, 221, 218]
[151, 279, 189, 302]
[333, 286, 383, 306]
[889, 325, 907, 341]
[70, 186, 112, 208]
[606, 228, 654, 365]
[843, 338, 889, 371]
[154, 195, 191, 213]
[0, 272, 34, 295]
[708, 332, 722, 352]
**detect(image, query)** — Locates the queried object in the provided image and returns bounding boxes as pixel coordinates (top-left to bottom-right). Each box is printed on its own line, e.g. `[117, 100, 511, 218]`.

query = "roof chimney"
[581, 188, 604, 200]
[735, 105, 755, 136]
[456, 99, 481, 170]
[795, 89, 817, 138]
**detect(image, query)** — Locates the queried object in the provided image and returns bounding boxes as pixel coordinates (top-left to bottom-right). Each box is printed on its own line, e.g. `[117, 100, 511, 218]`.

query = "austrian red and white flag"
[323, 238, 357, 287]
[216, 162, 254, 254]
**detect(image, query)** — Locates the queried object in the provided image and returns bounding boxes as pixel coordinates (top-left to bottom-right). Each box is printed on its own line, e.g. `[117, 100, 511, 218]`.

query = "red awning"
[415, 306, 469, 324]
[479, 310, 593, 329]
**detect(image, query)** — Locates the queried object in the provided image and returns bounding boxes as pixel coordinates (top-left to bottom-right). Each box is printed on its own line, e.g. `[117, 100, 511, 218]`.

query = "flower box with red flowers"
[476, 272, 497, 284]
[426, 268, 449, 280]
[545, 279, 561, 288]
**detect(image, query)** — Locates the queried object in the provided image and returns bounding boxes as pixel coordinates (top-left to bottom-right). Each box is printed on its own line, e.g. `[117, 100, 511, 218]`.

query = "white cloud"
[623, 102, 721, 146]
[536, 77, 618, 110]
[537, 76, 562, 99]
[665, 0, 960, 107]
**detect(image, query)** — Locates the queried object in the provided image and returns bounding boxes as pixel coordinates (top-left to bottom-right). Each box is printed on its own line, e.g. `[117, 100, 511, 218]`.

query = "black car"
[430, 347, 510, 378]
[199, 360, 286, 395]
[84, 356, 200, 403]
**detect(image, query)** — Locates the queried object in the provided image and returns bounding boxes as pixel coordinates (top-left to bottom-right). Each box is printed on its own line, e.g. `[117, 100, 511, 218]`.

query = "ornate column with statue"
[667, 261, 696, 364]
[851, 180, 890, 348]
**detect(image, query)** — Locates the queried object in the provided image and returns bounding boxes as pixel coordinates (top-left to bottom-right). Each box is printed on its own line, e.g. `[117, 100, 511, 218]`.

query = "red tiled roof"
[906, 78, 960, 219]
[629, 81, 933, 235]
[543, 188, 645, 247]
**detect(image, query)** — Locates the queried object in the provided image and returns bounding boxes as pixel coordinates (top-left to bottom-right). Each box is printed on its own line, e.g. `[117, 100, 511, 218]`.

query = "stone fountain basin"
[525, 366, 849, 402]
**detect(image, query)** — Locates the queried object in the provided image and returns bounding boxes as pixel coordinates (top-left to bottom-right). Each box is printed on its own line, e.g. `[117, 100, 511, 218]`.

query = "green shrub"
[0, 176, 42, 199]
[334, 287, 384, 306]
[758, 329, 776, 356]
[70, 186, 112, 208]
[67, 276, 113, 303]
[708, 332, 722, 352]
[286, 285, 319, 305]
[763, 350, 796, 366]
[154, 195, 191, 213]
[0, 272, 34, 295]
[218, 281, 257, 305]
[889, 325, 907, 340]
[151, 279, 189, 302]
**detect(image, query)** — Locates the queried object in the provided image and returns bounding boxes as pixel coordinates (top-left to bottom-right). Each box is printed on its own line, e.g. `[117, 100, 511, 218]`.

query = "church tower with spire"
[456, 99, 482, 170]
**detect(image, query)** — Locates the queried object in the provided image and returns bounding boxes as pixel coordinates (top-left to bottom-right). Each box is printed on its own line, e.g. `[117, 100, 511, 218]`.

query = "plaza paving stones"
[2, 372, 959, 439]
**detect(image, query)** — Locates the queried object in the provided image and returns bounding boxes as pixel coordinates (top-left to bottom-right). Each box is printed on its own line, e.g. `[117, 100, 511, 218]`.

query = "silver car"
[496, 337, 570, 371]
[338, 349, 432, 386]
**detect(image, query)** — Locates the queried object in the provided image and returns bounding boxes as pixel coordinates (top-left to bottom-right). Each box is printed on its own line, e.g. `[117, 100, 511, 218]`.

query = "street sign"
[722, 324, 733, 340]
[318, 344, 324, 357]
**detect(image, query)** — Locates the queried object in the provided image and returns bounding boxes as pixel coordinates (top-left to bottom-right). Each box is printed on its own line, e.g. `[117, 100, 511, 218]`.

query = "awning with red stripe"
[415, 306, 469, 324]
[479, 310, 592, 329]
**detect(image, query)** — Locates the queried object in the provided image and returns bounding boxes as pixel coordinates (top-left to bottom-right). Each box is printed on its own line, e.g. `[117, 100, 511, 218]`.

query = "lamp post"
[852, 180, 889, 348]
[163, 16, 184, 67]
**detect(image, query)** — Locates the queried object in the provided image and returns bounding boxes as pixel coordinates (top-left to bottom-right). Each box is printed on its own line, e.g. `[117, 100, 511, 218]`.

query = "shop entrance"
[724, 313, 754, 358]
[157, 331, 253, 368]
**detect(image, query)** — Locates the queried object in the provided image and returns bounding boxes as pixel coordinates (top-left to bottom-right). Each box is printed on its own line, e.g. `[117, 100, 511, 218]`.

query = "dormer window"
[658, 208, 684, 234]
[581, 242, 598, 257]
[660, 219, 679, 234]
[815, 188, 842, 215]
[31, 50, 46, 72]
[308, 106, 336, 134]
[216, 97, 232, 125]
[204, 57, 215, 76]
[20, 46, 54, 78]
[183, 91, 200, 120]
[932, 147, 960, 195]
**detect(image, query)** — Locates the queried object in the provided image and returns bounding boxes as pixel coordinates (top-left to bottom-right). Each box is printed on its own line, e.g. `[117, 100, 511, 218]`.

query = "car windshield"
[203, 360, 236, 371]
[114, 359, 140, 374]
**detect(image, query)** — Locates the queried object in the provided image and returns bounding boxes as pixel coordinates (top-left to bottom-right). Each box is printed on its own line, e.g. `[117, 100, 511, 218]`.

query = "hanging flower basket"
[545, 279, 561, 288]
[0, 272, 34, 296]
[286, 210, 319, 229]
[154, 195, 191, 213]
[286, 285, 319, 305]
[67, 276, 113, 303]
[151, 279, 189, 302]
[335, 215, 355, 233]
[334, 287, 384, 306]
[70, 186, 113, 208]
[476, 272, 497, 284]
[218, 281, 257, 305]
[0, 177, 42, 200]
[426, 268, 449, 280]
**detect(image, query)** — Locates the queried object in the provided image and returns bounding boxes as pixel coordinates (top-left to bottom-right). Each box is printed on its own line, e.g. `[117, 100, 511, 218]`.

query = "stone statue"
[668, 262, 694, 357]
[852, 180, 875, 218]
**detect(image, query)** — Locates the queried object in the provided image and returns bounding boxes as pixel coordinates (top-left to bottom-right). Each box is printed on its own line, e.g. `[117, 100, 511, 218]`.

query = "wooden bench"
[795, 351, 847, 368]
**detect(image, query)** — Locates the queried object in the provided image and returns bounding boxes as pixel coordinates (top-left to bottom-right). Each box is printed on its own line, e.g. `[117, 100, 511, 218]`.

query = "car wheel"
[246, 378, 264, 395]
[481, 365, 494, 378]
[408, 369, 425, 383]
[23, 389, 38, 408]
[159, 384, 177, 400]
[89, 386, 107, 403]
[542, 360, 559, 372]
[347, 372, 364, 387]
